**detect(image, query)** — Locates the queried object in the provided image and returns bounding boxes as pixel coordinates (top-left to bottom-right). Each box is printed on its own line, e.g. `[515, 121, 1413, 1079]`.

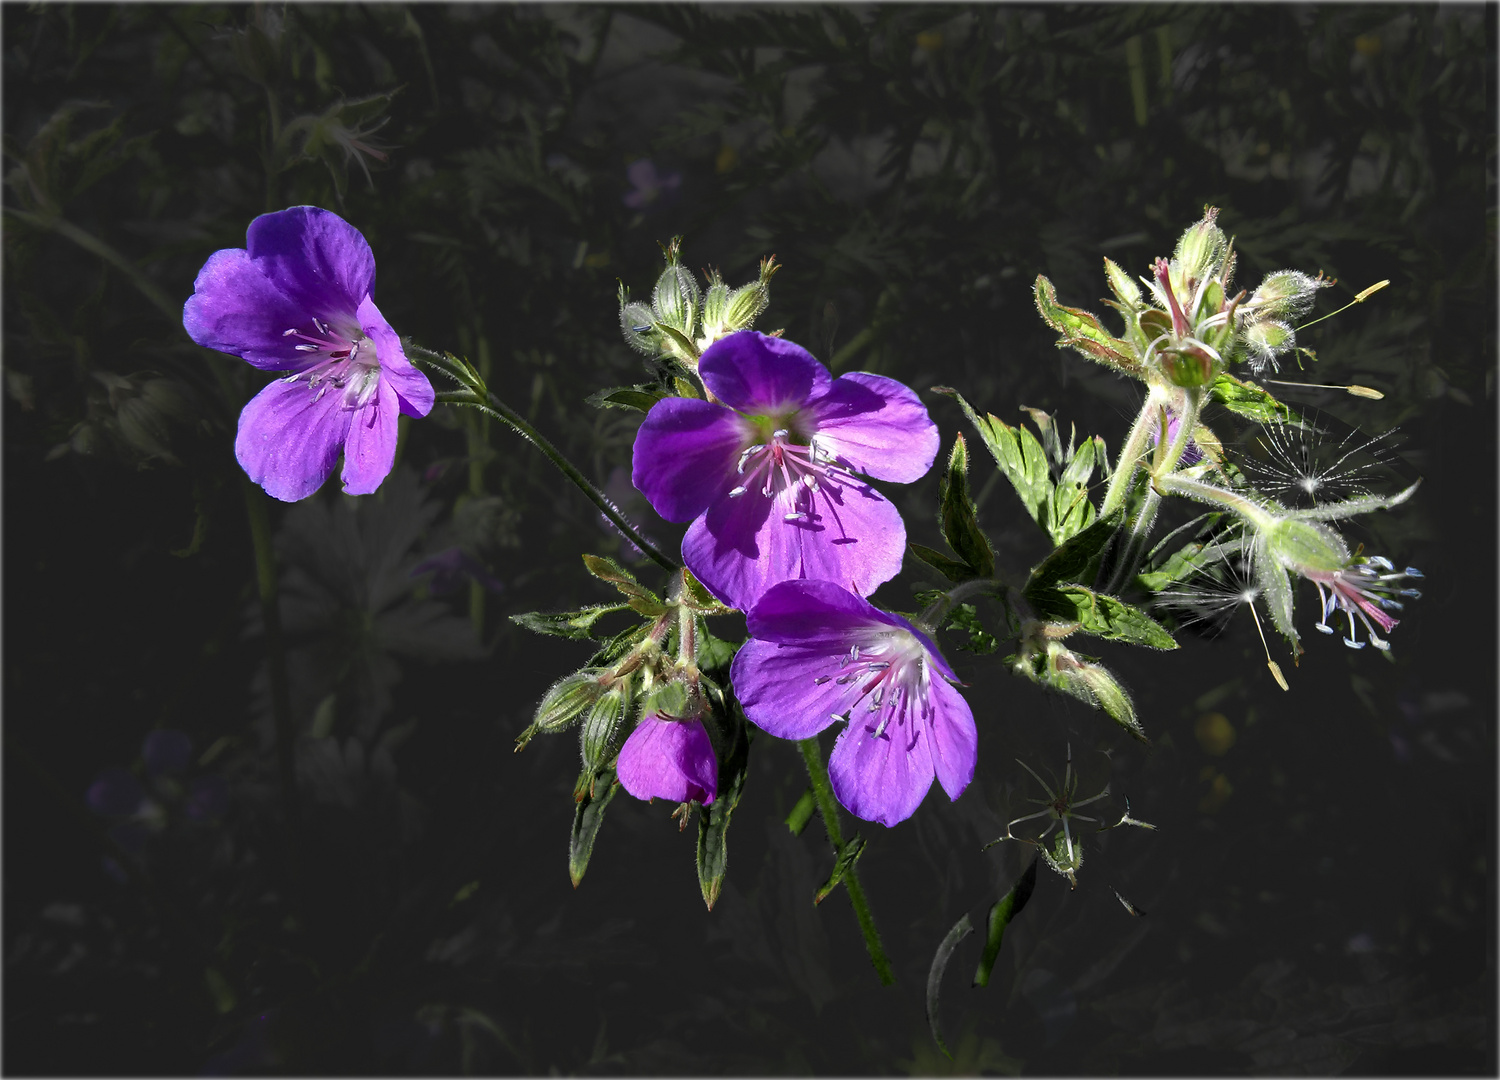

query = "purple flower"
[731, 580, 976, 827]
[1148, 407, 1203, 466]
[183, 206, 434, 501]
[87, 767, 145, 818]
[631, 331, 939, 610]
[142, 729, 192, 775]
[623, 159, 681, 210]
[615, 714, 717, 806]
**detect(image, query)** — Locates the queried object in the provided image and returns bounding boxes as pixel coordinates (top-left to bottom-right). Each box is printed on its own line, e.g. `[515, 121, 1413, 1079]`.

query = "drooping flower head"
[730, 580, 976, 827]
[1305, 555, 1423, 651]
[632, 331, 939, 610]
[615, 713, 717, 806]
[183, 206, 434, 501]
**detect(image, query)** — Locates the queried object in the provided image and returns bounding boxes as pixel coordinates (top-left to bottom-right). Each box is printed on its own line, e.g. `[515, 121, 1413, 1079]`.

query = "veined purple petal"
[632, 397, 751, 522]
[685, 469, 907, 610]
[245, 206, 375, 321]
[616, 714, 717, 806]
[235, 373, 352, 502]
[183, 247, 323, 371]
[926, 678, 977, 800]
[359, 297, 433, 417]
[340, 378, 400, 496]
[698, 331, 830, 415]
[828, 709, 934, 827]
[730, 637, 851, 740]
[806, 373, 939, 483]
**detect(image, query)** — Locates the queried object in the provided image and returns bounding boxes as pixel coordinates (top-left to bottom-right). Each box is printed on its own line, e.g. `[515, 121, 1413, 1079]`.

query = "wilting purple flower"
[632, 331, 938, 610]
[623, 159, 681, 210]
[142, 729, 192, 775]
[87, 767, 145, 818]
[1307, 556, 1422, 650]
[183, 206, 434, 501]
[731, 580, 976, 827]
[615, 714, 717, 806]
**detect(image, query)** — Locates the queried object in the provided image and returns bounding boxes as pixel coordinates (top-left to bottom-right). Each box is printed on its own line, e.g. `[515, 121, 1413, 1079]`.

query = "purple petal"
[626, 159, 659, 188]
[828, 711, 934, 827]
[616, 715, 718, 806]
[234, 372, 352, 502]
[183, 247, 324, 371]
[698, 332, 830, 415]
[632, 398, 751, 522]
[359, 297, 433, 417]
[684, 470, 907, 609]
[87, 767, 145, 818]
[807, 373, 939, 483]
[244, 206, 375, 323]
[340, 378, 400, 495]
[745, 579, 890, 643]
[926, 679, 977, 801]
[731, 637, 851, 740]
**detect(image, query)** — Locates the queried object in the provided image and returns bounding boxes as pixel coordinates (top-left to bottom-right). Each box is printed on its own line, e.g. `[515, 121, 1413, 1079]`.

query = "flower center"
[727, 428, 862, 525]
[281, 318, 381, 409]
[812, 629, 932, 743]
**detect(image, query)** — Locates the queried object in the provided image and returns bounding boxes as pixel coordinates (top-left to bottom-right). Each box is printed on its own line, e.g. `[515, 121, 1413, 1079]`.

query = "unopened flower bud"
[1158, 343, 1222, 388]
[652, 263, 700, 337]
[1048, 643, 1147, 743]
[577, 679, 633, 791]
[1248, 270, 1323, 321]
[1103, 256, 1143, 311]
[700, 274, 730, 334]
[619, 299, 660, 355]
[722, 279, 770, 332]
[1171, 207, 1228, 293]
[518, 669, 607, 751]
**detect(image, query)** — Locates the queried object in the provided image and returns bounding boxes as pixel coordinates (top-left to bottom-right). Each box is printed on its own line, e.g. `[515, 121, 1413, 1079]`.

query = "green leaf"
[927, 913, 975, 1058]
[814, 834, 867, 905]
[973, 856, 1039, 987]
[510, 603, 632, 640]
[1026, 511, 1121, 594]
[909, 542, 979, 584]
[1209, 372, 1301, 424]
[944, 603, 999, 655]
[585, 385, 670, 412]
[697, 721, 750, 910]
[784, 787, 817, 836]
[934, 388, 1051, 527]
[569, 767, 620, 888]
[1028, 585, 1178, 649]
[937, 434, 995, 579]
[1033, 275, 1140, 375]
[1135, 513, 1226, 593]
[1047, 433, 1104, 546]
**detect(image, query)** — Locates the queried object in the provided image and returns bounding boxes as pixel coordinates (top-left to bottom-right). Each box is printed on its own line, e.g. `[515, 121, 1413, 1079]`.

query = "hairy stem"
[797, 737, 895, 986]
[407, 343, 680, 574]
[1100, 388, 1163, 518]
[1156, 472, 1276, 530]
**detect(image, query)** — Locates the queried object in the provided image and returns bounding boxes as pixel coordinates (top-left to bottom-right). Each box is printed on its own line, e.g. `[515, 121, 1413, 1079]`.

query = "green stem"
[797, 737, 895, 985]
[407, 343, 680, 574]
[1100, 388, 1162, 519]
[242, 480, 305, 902]
[1157, 472, 1275, 530]
[1104, 386, 1202, 594]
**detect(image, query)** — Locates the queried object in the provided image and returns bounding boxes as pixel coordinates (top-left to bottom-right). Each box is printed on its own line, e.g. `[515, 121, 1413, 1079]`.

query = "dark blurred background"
[4, 5, 1494, 1075]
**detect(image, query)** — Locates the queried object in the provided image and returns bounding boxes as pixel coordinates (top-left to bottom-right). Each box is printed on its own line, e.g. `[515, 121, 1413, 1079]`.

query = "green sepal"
[936, 433, 995, 579]
[696, 716, 751, 910]
[582, 553, 665, 615]
[1033, 275, 1140, 375]
[1028, 585, 1177, 650]
[973, 855, 1039, 987]
[1209, 372, 1301, 425]
[813, 834, 867, 905]
[568, 766, 620, 888]
[681, 569, 731, 615]
[510, 603, 632, 641]
[642, 680, 691, 719]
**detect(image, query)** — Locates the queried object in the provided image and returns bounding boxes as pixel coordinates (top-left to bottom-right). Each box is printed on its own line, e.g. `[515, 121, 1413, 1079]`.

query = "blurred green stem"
[242, 479, 305, 902]
[797, 737, 895, 986]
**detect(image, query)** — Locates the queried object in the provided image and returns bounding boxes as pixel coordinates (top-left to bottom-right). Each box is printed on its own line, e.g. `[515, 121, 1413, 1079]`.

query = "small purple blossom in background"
[183, 206, 434, 501]
[410, 547, 506, 597]
[623, 159, 681, 210]
[186, 774, 232, 822]
[1148, 407, 1204, 466]
[632, 331, 939, 610]
[86, 767, 145, 818]
[615, 714, 717, 806]
[142, 729, 192, 775]
[731, 580, 977, 827]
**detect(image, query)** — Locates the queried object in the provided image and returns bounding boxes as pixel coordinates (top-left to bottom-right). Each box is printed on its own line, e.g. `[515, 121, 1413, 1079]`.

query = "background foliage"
[5, 4, 1494, 1074]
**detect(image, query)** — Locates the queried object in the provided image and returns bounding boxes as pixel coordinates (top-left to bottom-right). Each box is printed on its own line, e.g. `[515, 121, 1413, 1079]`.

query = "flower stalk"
[797, 736, 895, 986]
